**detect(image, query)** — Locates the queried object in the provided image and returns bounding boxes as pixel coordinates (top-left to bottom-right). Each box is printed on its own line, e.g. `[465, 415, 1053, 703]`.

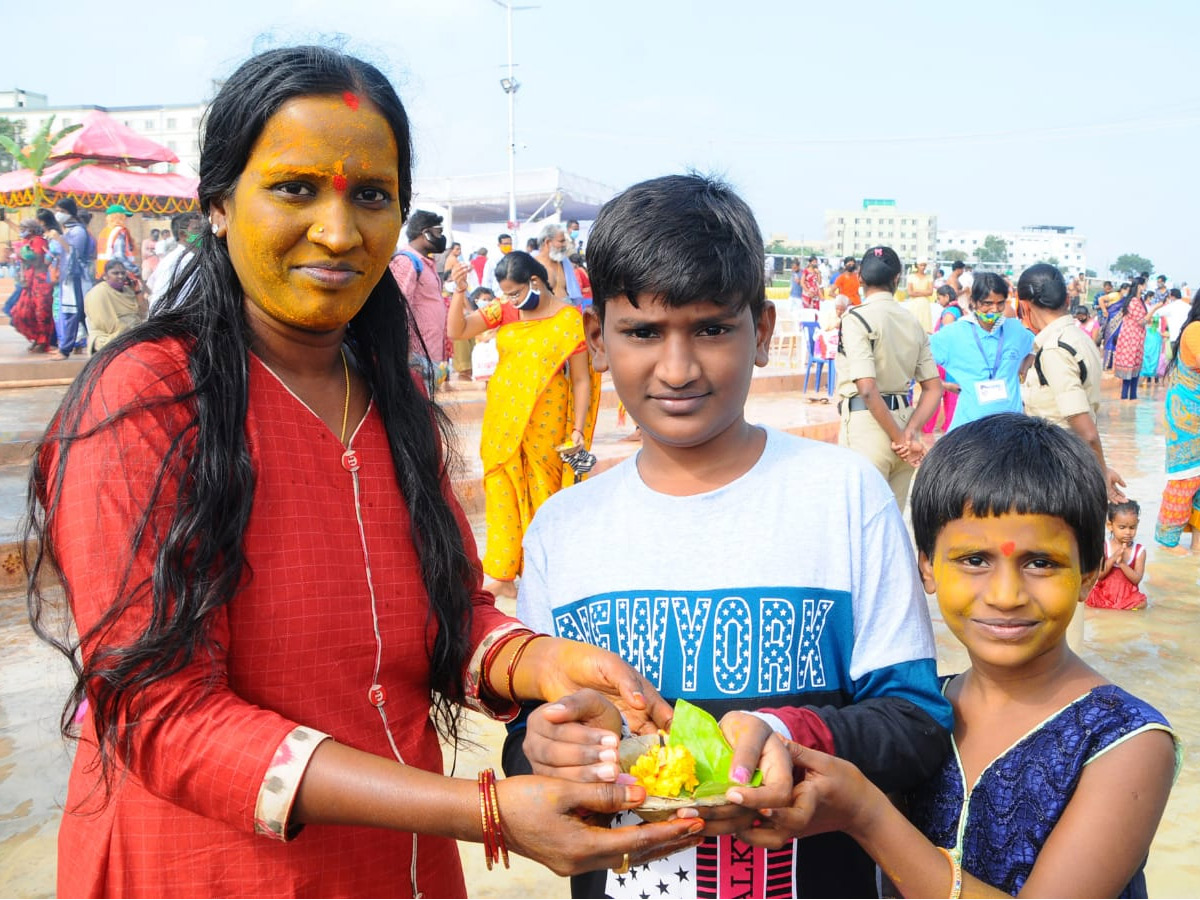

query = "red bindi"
[332, 173, 348, 192]
[1000, 541, 1016, 557]
[342, 91, 359, 110]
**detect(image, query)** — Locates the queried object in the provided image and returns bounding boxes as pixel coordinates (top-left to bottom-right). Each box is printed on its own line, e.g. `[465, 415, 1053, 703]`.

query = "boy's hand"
[738, 741, 882, 848]
[524, 689, 626, 783]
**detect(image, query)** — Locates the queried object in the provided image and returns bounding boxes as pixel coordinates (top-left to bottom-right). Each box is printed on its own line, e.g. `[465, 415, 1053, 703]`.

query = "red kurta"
[50, 338, 516, 898]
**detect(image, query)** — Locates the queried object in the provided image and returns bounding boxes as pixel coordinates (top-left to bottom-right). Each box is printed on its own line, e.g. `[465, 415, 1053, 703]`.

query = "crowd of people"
[8, 43, 1193, 900]
[3, 202, 211, 357]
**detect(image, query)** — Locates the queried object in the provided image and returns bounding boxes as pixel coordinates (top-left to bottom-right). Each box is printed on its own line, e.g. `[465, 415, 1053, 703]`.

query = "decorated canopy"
[0, 159, 199, 214]
[49, 110, 180, 166]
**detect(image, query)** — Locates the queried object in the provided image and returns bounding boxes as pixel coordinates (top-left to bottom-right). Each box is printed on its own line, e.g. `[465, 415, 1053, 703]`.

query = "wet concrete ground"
[0, 358, 1196, 896]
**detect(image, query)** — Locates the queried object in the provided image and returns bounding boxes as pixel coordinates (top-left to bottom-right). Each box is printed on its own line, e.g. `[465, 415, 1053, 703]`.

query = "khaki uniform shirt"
[836, 292, 938, 399]
[1021, 313, 1103, 426]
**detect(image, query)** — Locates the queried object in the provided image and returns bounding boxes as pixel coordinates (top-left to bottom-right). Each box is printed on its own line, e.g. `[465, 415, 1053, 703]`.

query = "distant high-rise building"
[824, 199, 938, 263]
[937, 225, 1087, 276]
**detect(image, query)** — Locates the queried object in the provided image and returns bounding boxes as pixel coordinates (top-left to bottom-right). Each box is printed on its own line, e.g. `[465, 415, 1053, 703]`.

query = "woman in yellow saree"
[446, 250, 600, 597]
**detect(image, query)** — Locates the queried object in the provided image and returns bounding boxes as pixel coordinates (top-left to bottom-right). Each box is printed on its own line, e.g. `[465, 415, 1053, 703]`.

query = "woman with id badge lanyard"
[930, 272, 1034, 430]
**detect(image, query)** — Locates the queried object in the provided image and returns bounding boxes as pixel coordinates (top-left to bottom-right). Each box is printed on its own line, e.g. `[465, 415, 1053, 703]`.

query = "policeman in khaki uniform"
[836, 247, 943, 507]
[1019, 263, 1126, 502]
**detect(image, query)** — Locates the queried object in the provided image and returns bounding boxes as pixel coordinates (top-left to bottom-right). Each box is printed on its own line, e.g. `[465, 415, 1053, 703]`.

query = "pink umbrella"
[49, 109, 179, 166]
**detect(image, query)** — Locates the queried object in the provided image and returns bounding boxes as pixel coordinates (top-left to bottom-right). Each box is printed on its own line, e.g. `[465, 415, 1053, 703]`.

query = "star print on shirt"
[657, 879, 670, 895]
[675, 866, 690, 882]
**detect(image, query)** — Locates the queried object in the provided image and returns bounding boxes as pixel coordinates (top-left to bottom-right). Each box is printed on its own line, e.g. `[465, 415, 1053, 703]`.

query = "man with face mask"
[833, 255, 862, 306]
[929, 271, 1034, 430]
[535, 222, 585, 308]
[481, 232, 512, 294]
[389, 210, 450, 385]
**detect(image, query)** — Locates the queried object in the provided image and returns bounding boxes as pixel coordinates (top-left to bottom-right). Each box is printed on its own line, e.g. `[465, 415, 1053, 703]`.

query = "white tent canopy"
[411, 167, 615, 229]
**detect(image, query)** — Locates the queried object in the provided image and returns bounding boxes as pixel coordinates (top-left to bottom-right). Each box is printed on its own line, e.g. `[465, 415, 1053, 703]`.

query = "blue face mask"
[516, 287, 541, 311]
[976, 310, 1003, 327]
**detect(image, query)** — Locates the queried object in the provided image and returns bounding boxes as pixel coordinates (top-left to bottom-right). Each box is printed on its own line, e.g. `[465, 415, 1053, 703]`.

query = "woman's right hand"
[497, 775, 704, 876]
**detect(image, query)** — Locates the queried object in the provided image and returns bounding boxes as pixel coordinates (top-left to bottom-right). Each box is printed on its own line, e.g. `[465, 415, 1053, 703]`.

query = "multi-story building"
[1, 89, 205, 176]
[937, 225, 1087, 276]
[824, 199, 938, 263]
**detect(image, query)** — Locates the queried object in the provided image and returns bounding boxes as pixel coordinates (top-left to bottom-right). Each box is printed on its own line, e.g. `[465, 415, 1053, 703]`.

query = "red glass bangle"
[505, 633, 548, 702]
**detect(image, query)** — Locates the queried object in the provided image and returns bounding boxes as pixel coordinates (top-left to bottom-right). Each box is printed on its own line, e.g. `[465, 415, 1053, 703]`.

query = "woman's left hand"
[514, 637, 673, 736]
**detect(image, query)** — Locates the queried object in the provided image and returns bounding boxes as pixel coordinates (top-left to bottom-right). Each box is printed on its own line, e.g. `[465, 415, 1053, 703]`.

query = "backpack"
[394, 249, 424, 274]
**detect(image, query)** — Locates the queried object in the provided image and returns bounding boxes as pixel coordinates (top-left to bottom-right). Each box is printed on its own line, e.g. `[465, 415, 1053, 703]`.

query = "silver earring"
[210, 222, 219, 235]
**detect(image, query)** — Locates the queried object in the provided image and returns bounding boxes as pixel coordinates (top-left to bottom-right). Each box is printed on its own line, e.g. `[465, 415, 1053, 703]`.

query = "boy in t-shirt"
[504, 174, 952, 898]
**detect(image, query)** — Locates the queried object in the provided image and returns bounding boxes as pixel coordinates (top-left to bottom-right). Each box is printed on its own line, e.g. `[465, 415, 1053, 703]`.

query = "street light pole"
[495, 0, 535, 230]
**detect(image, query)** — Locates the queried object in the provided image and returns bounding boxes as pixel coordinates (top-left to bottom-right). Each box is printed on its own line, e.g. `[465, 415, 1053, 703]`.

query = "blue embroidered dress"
[907, 682, 1177, 897]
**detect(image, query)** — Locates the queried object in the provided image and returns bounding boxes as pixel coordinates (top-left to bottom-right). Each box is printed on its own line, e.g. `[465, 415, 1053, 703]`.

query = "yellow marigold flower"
[629, 744, 699, 797]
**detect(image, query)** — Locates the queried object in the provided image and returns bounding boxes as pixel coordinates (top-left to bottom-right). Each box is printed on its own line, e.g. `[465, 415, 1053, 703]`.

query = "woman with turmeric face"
[29, 47, 702, 899]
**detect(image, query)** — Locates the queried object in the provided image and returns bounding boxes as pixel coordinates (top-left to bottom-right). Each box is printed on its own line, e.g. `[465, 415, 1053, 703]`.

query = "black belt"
[839, 394, 910, 414]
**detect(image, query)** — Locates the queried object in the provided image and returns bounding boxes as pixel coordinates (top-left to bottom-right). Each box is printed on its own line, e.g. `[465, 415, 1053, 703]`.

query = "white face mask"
[54, 211, 69, 225]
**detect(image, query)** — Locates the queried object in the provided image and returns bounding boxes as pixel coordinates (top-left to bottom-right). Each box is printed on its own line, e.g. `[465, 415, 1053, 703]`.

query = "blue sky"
[7, 0, 1200, 278]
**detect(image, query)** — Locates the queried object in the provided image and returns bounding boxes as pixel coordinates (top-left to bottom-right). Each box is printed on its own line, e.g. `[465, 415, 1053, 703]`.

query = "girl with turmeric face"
[30, 47, 701, 899]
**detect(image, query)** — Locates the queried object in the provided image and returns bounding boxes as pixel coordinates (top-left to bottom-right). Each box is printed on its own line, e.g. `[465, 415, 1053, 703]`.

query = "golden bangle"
[937, 847, 962, 900]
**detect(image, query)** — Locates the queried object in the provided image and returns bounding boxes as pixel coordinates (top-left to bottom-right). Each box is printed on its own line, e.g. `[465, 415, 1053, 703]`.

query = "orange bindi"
[343, 91, 359, 110]
[1000, 541, 1016, 557]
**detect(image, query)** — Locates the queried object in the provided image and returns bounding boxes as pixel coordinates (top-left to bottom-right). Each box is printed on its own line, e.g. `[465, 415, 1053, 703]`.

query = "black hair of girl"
[1108, 499, 1140, 520]
[36, 208, 57, 232]
[1166, 291, 1200, 375]
[1016, 263, 1067, 310]
[936, 284, 957, 302]
[969, 271, 1009, 305]
[910, 413, 1107, 574]
[494, 249, 549, 287]
[858, 246, 902, 288]
[25, 45, 476, 788]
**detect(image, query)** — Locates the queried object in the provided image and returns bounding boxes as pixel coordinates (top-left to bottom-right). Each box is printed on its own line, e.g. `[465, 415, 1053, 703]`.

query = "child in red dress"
[1086, 500, 1147, 609]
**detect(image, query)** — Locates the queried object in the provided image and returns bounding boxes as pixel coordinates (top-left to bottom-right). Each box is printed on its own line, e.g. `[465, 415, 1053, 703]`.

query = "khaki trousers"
[839, 406, 916, 508]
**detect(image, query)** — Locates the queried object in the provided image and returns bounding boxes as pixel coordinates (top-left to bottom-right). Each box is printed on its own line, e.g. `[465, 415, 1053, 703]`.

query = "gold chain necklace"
[339, 348, 350, 445]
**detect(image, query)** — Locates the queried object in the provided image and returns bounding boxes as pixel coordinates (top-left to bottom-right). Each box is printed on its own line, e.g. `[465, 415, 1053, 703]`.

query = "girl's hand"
[498, 775, 704, 876]
[679, 712, 792, 836]
[738, 741, 883, 848]
[513, 638, 674, 736]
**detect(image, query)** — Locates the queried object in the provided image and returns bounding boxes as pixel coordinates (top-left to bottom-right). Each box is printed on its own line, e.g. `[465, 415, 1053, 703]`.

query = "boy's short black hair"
[859, 246, 902, 288]
[405, 209, 442, 240]
[586, 173, 765, 322]
[911, 414, 1106, 574]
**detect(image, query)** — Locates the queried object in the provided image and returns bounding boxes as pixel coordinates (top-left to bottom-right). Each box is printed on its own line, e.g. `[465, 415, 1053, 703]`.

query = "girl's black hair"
[494, 249, 549, 288]
[970, 271, 1009, 305]
[936, 284, 957, 302]
[1166, 291, 1200, 375]
[1016, 263, 1067, 310]
[1108, 499, 1140, 520]
[36, 208, 58, 232]
[858, 245, 902, 288]
[25, 45, 476, 790]
[911, 413, 1107, 574]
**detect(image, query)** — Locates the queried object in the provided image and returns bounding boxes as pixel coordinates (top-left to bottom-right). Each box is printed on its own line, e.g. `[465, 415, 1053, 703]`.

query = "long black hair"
[25, 45, 476, 788]
[1166, 291, 1200, 375]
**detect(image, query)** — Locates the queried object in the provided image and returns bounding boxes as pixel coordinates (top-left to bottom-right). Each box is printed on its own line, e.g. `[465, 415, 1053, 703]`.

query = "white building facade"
[937, 225, 1087, 276]
[824, 200, 938, 263]
[1, 89, 205, 176]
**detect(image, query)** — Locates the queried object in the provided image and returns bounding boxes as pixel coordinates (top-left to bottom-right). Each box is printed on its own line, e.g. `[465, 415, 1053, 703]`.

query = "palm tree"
[0, 114, 94, 193]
